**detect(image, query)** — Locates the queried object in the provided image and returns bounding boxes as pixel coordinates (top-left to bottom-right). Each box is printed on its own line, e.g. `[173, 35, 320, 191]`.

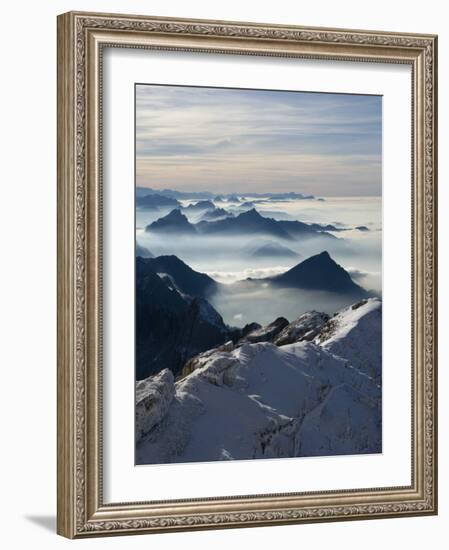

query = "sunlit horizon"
[136, 84, 382, 197]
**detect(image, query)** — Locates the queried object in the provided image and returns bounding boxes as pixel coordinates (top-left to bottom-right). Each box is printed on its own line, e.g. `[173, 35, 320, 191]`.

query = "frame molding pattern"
[57, 11, 437, 538]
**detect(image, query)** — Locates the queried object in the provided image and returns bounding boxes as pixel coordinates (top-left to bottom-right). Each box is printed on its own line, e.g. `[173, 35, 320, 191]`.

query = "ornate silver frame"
[57, 11, 438, 538]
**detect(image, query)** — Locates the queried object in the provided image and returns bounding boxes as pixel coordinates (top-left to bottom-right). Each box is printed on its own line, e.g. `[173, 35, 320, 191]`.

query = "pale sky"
[136, 84, 382, 197]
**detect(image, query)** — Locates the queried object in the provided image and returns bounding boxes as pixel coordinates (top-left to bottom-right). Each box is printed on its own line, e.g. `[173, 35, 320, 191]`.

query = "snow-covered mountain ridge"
[136, 298, 382, 464]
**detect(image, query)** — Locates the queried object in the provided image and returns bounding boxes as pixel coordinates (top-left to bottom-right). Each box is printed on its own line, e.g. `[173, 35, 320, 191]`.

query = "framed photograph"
[57, 11, 438, 538]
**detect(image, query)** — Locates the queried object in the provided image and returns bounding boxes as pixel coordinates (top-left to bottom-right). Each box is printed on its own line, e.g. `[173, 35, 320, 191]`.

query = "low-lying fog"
[210, 282, 368, 327]
[136, 196, 381, 327]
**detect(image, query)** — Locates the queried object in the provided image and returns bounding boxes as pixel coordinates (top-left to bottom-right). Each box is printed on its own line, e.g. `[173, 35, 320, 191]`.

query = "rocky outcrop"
[239, 317, 289, 344]
[136, 369, 175, 443]
[136, 335, 381, 465]
[274, 311, 330, 346]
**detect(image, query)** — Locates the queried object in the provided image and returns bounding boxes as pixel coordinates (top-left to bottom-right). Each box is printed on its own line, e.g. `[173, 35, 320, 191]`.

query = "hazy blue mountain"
[136, 243, 154, 258]
[270, 251, 368, 296]
[307, 222, 340, 232]
[263, 192, 314, 200]
[196, 209, 294, 240]
[240, 201, 257, 208]
[277, 219, 337, 239]
[251, 191, 315, 200]
[145, 209, 196, 234]
[136, 193, 180, 209]
[250, 242, 299, 259]
[201, 207, 233, 221]
[136, 186, 214, 200]
[137, 255, 219, 298]
[182, 200, 215, 212]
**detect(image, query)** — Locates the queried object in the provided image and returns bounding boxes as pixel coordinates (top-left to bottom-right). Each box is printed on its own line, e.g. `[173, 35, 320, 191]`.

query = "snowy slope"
[136, 300, 382, 464]
[314, 298, 382, 381]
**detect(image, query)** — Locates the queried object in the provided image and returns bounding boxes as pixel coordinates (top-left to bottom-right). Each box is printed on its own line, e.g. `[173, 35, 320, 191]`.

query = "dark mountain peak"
[136, 265, 230, 380]
[145, 209, 196, 234]
[137, 254, 219, 298]
[238, 208, 262, 220]
[271, 251, 367, 296]
[311, 250, 331, 261]
[195, 207, 293, 240]
[165, 208, 185, 220]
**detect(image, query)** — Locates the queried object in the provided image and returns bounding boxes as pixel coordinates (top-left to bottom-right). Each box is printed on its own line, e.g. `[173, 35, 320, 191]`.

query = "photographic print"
[135, 84, 382, 466]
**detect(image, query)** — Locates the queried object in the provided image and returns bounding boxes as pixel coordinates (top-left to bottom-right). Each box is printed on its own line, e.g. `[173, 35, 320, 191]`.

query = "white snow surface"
[315, 298, 382, 380]
[136, 300, 382, 464]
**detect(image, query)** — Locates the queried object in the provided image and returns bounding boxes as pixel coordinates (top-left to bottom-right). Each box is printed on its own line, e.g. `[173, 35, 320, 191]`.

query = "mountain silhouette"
[250, 242, 299, 259]
[145, 209, 196, 234]
[270, 251, 368, 296]
[196, 208, 293, 240]
[182, 200, 215, 212]
[201, 207, 233, 221]
[136, 255, 219, 298]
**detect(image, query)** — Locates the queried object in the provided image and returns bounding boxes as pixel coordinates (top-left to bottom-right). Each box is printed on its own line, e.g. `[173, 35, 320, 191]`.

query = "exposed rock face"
[136, 369, 175, 443]
[239, 317, 289, 344]
[136, 258, 230, 380]
[274, 311, 330, 346]
[181, 341, 235, 379]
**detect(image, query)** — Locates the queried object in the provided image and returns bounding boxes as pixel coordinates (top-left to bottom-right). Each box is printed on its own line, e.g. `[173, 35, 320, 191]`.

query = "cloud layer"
[136, 85, 382, 197]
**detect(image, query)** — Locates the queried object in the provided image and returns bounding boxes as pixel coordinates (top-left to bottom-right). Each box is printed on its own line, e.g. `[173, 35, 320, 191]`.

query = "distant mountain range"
[136, 193, 180, 209]
[145, 208, 336, 241]
[136, 187, 214, 200]
[136, 186, 317, 201]
[196, 208, 295, 240]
